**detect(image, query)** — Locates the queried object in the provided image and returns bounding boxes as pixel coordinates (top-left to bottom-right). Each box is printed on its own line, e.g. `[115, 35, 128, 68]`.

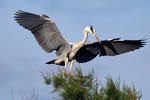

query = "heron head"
[84, 26, 101, 44]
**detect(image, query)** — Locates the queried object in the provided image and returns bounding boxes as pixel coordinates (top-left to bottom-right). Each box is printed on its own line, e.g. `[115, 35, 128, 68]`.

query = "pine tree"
[43, 67, 142, 100]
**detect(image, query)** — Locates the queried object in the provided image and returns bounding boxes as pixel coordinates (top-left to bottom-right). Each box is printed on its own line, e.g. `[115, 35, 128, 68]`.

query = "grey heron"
[14, 10, 146, 75]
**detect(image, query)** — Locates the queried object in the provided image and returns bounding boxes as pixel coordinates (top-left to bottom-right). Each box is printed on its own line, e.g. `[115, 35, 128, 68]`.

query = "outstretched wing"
[14, 10, 70, 56]
[75, 38, 146, 63]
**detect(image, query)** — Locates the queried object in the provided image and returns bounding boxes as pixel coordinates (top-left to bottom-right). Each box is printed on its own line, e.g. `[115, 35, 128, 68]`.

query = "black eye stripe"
[90, 26, 94, 33]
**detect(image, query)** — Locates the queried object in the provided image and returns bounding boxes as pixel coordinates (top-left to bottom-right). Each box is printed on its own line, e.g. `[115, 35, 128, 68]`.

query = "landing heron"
[14, 10, 146, 75]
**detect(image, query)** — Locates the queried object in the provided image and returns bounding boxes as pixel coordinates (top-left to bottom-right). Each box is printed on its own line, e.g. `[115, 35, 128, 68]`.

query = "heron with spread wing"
[14, 10, 146, 75]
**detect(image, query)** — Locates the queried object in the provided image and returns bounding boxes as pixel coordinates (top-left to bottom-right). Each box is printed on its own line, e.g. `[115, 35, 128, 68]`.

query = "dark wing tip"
[14, 10, 46, 30]
[15, 10, 25, 14]
[14, 10, 28, 29]
[140, 38, 148, 47]
[14, 10, 26, 18]
[14, 10, 28, 23]
[100, 38, 147, 56]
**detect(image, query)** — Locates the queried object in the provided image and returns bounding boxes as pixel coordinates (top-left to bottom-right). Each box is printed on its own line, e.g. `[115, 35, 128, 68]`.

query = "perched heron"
[14, 10, 146, 75]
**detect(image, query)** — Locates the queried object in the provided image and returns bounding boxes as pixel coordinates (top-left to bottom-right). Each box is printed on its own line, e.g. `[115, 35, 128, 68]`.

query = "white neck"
[79, 30, 88, 46]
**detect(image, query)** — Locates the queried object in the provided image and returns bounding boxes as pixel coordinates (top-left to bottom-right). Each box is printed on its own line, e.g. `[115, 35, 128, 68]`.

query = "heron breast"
[69, 45, 80, 60]
[69, 52, 75, 60]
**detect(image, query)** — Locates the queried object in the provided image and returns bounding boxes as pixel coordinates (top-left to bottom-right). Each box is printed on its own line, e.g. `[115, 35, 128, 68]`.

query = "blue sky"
[0, 0, 150, 100]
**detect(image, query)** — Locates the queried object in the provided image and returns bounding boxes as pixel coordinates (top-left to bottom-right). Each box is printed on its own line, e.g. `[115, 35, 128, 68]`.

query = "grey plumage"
[14, 10, 146, 75]
[14, 10, 71, 57]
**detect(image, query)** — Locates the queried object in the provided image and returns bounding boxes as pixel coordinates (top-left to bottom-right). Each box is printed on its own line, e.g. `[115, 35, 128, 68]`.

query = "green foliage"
[43, 67, 142, 100]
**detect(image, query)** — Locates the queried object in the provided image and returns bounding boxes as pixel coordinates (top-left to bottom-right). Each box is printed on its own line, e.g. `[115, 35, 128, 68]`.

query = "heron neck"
[79, 31, 88, 46]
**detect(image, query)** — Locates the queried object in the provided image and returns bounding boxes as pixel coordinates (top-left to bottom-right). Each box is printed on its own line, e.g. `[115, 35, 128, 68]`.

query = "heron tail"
[46, 59, 65, 66]
[46, 60, 56, 64]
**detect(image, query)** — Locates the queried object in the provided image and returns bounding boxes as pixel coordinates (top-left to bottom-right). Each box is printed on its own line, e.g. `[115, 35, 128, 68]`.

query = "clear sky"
[0, 0, 150, 100]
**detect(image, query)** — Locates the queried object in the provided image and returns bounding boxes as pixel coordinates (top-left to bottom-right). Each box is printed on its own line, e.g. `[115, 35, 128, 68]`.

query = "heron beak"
[94, 34, 101, 44]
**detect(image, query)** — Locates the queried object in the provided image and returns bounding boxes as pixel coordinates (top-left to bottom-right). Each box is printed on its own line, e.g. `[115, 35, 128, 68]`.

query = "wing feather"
[100, 39, 146, 56]
[14, 10, 70, 56]
[75, 38, 146, 63]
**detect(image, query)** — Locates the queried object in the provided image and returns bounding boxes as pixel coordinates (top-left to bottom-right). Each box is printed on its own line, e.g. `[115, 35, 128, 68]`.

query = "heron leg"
[69, 60, 74, 75]
[64, 58, 68, 75]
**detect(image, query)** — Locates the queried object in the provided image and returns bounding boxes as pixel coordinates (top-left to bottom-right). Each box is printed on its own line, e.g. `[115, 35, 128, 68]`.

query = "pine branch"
[43, 67, 142, 100]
